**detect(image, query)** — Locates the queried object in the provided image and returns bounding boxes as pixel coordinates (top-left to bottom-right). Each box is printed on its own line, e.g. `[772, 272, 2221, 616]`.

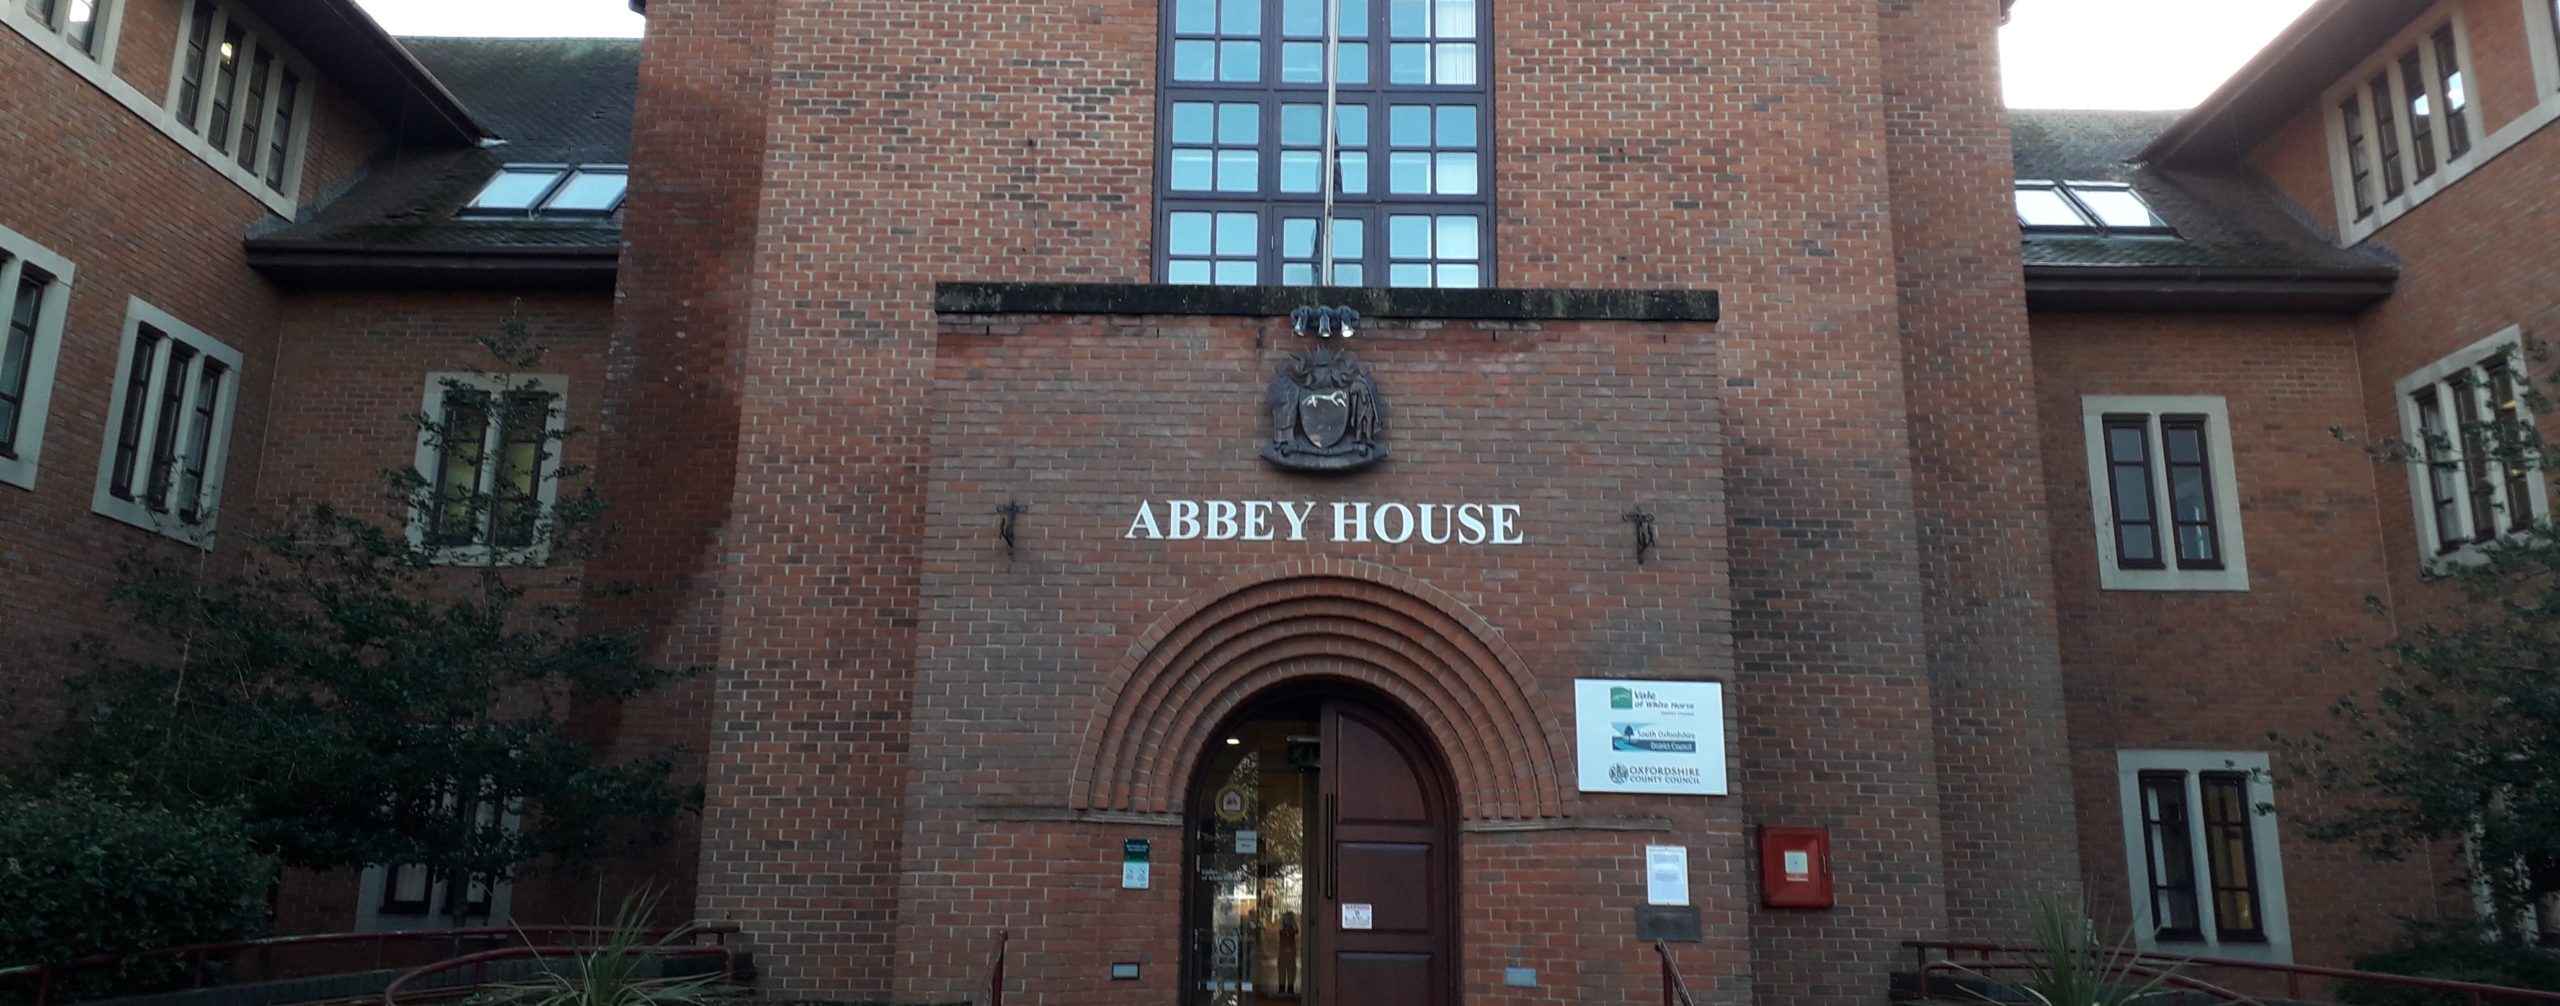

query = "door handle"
[1324, 793, 1339, 900]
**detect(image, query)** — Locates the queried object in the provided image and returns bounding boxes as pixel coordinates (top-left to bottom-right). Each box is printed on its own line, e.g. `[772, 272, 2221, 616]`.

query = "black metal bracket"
[1624, 509, 1657, 565]
[998, 500, 1028, 557]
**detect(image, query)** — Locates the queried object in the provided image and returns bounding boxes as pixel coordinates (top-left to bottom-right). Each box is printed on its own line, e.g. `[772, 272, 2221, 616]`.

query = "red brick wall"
[2457, 0, 2540, 135]
[900, 312, 1736, 1004]
[1885, 0, 2081, 940]
[111, 0, 179, 98]
[2247, 103, 2342, 237]
[2032, 312, 2448, 967]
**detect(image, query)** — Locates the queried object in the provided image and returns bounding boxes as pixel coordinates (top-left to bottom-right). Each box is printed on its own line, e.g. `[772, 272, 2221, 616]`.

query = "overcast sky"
[353, 0, 2319, 110]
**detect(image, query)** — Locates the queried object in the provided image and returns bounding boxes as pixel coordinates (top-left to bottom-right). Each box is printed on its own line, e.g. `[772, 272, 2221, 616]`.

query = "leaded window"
[1158, 0, 1491, 287]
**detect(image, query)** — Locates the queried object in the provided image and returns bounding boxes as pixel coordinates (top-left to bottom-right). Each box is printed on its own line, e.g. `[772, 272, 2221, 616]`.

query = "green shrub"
[2339, 936, 2560, 1006]
[0, 779, 274, 988]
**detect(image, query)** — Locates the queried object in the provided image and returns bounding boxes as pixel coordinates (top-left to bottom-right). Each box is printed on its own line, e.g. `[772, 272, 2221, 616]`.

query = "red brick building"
[2, 0, 2556, 1001]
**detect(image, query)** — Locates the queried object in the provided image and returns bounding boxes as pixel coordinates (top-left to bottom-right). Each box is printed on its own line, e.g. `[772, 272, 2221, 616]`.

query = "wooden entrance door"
[1314, 701, 1454, 1006]
[1186, 695, 1455, 1006]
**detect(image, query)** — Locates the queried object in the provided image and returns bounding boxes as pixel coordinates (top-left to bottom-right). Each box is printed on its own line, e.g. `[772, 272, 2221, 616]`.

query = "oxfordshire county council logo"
[1610, 686, 1634, 709]
[1609, 764, 1631, 785]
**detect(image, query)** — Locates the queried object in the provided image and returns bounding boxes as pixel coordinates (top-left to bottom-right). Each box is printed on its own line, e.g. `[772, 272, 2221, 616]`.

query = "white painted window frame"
[2116, 750, 2293, 964]
[2395, 327, 2549, 566]
[89, 298, 243, 546]
[162, 0, 317, 203]
[409, 372, 570, 567]
[1, 0, 307, 214]
[2081, 396, 2252, 592]
[0, 225, 78, 492]
[2325, 0, 2560, 245]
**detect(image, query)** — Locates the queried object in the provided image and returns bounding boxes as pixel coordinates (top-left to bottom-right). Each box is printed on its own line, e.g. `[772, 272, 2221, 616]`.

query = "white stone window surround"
[89, 297, 243, 545]
[408, 371, 570, 567]
[0, 0, 311, 215]
[2081, 395, 2252, 592]
[2116, 750, 2294, 964]
[0, 224, 78, 492]
[2394, 326, 2550, 566]
[2324, 0, 2560, 246]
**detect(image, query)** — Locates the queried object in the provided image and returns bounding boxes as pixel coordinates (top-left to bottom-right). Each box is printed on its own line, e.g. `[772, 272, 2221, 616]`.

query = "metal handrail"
[984, 930, 1008, 1006]
[1916, 956, 2268, 1005]
[1656, 939, 1698, 1006]
[0, 924, 739, 1006]
[1908, 939, 2560, 1006]
[380, 943, 737, 1006]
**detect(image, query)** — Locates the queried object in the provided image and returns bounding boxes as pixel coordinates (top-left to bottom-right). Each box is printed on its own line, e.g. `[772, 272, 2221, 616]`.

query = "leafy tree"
[41, 315, 699, 929]
[2291, 341, 2560, 944]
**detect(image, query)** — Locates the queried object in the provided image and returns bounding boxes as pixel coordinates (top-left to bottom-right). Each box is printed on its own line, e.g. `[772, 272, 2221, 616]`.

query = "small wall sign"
[1341, 903, 1374, 930]
[1646, 845, 1690, 906]
[1122, 839, 1151, 890]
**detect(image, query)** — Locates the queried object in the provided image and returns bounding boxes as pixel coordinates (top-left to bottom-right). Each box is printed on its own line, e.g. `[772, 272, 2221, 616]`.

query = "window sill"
[2097, 566, 2251, 592]
[91, 495, 219, 549]
[417, 541, 555, 568]
[2140, 938, 2293, 965]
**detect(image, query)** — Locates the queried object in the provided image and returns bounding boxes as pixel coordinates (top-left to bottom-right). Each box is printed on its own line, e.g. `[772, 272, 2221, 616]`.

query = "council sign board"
[1573, 679, 1729, 796]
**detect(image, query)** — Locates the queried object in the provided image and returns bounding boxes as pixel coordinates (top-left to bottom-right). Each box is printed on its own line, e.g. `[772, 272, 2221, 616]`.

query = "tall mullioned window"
[2399, 334, 2545, 556]
[1158, 0, 1492, 287]
[164, 0, 311, 199]
[2330, 19, 2475, 229]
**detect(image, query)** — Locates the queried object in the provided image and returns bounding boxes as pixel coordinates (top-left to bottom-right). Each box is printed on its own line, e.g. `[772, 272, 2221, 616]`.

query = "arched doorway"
[1183, 688, 1458, 1006]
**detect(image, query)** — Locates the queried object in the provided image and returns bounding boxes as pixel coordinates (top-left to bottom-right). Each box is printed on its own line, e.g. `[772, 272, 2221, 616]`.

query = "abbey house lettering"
[1124, 500, 1527, 546]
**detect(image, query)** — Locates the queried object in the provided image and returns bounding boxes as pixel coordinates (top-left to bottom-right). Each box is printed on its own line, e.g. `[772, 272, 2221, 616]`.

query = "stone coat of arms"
[1262, 306, 1387, 472]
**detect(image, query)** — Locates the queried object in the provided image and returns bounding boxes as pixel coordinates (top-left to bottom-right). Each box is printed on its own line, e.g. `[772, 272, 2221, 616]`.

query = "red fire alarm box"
[1759, 825, 1833, 909]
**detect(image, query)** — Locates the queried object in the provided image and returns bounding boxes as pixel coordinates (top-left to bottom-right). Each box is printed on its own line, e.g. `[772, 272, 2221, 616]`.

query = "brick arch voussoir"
[1132, 628, 1513, 818]
[1171, 656, 1493, 817]
[1133, 607, 1535, 811]
[1073, 562, 1560, 820]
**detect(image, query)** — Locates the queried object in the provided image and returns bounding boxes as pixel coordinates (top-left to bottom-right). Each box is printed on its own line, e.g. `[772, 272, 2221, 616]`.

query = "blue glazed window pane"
[1390, 0, 1425, 36]
[1176, 0, 1216, 33]
[1282, 0, 1321, 35]
[1215, 260, 1259, 285]
[1337, 42, 1369, 83]
[1281, 104, 1323, 145]
[1336, 151, 1369, 193]
[1390, 43, 1427, 83]
[1174, 40, 1218, 80]
[1220, 40, 1261, 81]
[1436, 214, 1479, 259]
[1333, 263, 1363, 286]
[1218, 103, 1260, 144]
[1221, 0, 1262, 34]
[1389, 263, 1431, 287]
[1438, 105, 1476, 146]
[1339, 0, 1369, 35]
[1333, 218, 1365, 255]
[1337, 104, 1369, 146]
[1436, 152, 1478, 195]
[1169, 212, 1215, 255]
[1389, 105, 1431, 146]
[1283, 263, 1316, 285]
[1433, 0, 1473, 37]
[1214, 212, 1259, 256]
[1388, 215, 1430, 257]
[1437, 263, 1481, 288]
[1282, 218, 1319, 257]
[1389, 152, 1430, 193]
[1433, 42, 1476, 84]
[1169, 260, 1214, 285]
[1280, 151, 1323, 192]
[1170, 149, 1215, 191]
[1172, 102, 1216, 143]
[1216, 150, 1260, 191]
[1282, 42, 1324, 81]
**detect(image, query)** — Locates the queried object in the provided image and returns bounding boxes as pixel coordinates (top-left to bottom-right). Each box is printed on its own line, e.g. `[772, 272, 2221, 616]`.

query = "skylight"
[2015, 180, 2174, 236]
[462, 164, 631, 217]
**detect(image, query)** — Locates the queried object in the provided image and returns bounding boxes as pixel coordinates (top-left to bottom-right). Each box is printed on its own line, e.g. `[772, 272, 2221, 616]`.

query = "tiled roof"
[2009, 108, 2395, 280]
[250, 38, 636, 258]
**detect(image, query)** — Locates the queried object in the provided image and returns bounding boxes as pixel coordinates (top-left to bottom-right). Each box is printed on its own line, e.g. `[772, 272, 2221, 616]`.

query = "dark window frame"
[2399, 50, 2436, 181]
[1154, 0, 1496, 287]
[2138, 771, 2207, 944]
[2434, 26, 2471, 158]
[2102, 414, 2167, 572]
[0, 264, 54, 460]
[107, 326, 164, 501]
[423, 384, 561, 553]
[2340, 96, 2375, 219]
[2159, 414, 2226, 571]
[2414, 387, 2468, 553]
[2198, 772, 2270, 944]
[2369, 75, 2405, 199]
